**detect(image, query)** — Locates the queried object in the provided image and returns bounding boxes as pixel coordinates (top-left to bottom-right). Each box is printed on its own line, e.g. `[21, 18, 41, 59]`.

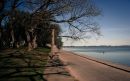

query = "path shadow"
[44, 56, 71, 77]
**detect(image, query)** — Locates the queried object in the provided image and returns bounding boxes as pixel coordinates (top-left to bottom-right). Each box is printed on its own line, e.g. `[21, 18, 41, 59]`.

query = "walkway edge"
[61, 51, 130, 73]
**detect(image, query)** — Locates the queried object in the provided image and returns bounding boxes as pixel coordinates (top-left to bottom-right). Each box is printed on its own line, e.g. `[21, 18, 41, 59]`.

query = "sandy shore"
[59, 51, 130, 81]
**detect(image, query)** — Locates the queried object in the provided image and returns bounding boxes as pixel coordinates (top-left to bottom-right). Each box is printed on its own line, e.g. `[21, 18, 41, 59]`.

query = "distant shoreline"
[63, 45, 130, 47]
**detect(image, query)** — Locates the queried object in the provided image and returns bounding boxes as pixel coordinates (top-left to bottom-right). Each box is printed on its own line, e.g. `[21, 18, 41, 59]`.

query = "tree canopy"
[0, 0, 101, 50]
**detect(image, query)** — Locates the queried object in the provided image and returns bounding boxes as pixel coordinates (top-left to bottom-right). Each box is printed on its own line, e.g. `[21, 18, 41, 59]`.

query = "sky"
[63, 0, 130, 46]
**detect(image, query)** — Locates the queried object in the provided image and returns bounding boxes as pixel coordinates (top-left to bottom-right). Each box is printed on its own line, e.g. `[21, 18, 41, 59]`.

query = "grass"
[34, 47, 50, 53]
[0, 47, 50, 81]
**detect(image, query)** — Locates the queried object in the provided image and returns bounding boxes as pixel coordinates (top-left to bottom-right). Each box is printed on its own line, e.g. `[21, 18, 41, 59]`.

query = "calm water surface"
[63, 46, 130, 67]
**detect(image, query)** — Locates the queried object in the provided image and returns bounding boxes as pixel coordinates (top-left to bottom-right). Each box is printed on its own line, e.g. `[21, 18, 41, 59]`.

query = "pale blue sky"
[63, 0, 130, 46]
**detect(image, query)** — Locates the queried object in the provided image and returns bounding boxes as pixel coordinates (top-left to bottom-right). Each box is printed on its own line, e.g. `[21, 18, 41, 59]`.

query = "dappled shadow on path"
[43, 56, 76, 81]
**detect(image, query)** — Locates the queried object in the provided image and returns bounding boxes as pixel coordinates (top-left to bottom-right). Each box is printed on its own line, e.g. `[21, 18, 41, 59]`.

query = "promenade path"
[59, 51, 130, 81]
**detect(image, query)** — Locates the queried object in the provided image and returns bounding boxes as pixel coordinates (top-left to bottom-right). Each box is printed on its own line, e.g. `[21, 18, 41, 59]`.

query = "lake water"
[63, 46, 130, 67]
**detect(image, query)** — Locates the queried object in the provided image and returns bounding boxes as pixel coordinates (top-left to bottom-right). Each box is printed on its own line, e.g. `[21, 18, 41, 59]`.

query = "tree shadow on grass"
[0, 50, 48, 81]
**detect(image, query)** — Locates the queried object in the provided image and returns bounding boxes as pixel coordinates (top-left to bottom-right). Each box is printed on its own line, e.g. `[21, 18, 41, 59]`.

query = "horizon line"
[63, 45, 130, 47]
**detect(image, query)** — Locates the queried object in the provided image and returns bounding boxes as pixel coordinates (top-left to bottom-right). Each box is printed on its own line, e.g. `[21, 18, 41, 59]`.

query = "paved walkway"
[43, 51, 77, 81]
[59, 51, 130, 81]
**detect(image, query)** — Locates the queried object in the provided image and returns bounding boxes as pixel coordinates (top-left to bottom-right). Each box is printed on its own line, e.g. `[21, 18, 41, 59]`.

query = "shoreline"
[59, 50, 130, 81]
[65, 51, 130, 73]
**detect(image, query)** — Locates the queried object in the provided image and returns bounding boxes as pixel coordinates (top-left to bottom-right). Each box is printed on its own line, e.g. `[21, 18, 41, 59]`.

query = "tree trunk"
[16, 42, 19, 48]
[26, 31, 32, 51]
[26, 29, 37, 51]
[28, 42, 32, 51]
[10, 30, 15, 48]
[32, 35, 37, 49]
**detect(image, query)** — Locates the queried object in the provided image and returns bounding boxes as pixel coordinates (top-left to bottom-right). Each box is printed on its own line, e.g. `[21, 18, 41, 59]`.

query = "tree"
[28, 0, 101, 39]
[0, 0, 101, 50]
